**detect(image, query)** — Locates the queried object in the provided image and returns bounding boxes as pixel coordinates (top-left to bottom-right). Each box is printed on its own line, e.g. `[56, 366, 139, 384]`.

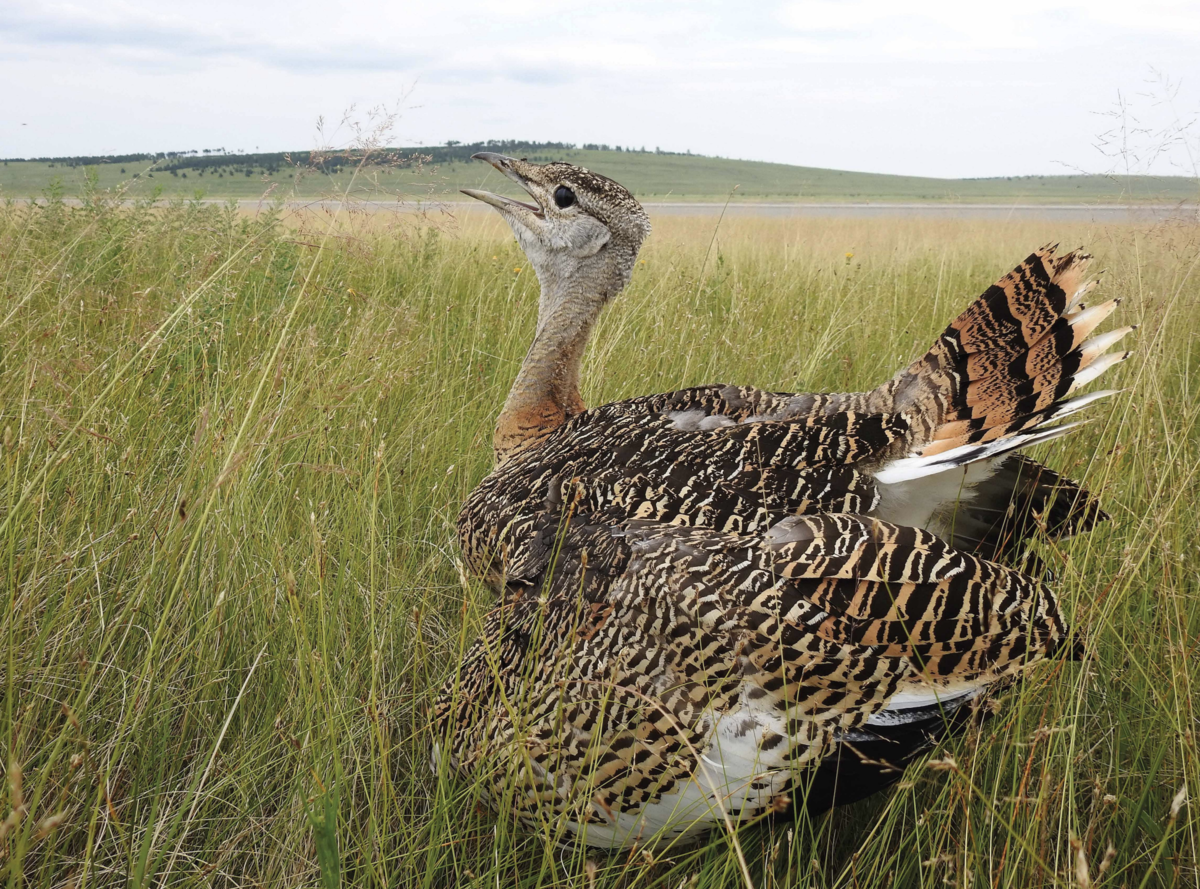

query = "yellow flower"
[513, 267, 522, 273]
[845, 252, 854, 259]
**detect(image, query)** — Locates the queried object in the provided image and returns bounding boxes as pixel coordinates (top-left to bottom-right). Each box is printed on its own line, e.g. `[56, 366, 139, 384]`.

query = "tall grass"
[1, 192, 1197, 887]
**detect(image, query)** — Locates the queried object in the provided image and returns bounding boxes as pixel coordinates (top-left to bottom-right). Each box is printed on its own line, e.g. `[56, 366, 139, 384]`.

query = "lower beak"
[460, 188, 543, 217]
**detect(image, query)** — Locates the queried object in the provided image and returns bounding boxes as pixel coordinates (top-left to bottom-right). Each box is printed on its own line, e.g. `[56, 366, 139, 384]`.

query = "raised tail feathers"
[875, 246, 1133, 479]
[868, 247, 1126, 557]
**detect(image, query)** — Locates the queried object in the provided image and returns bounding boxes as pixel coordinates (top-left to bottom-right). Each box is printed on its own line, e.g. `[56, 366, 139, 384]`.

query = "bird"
[435, 153, 1132, 849]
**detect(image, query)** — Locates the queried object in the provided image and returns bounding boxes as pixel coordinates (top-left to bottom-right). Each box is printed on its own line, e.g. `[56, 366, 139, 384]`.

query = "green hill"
[2, 142, 1196, 203]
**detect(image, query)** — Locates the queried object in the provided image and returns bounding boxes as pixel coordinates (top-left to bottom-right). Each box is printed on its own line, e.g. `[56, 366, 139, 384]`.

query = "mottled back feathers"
[436, 515, 1070, 846]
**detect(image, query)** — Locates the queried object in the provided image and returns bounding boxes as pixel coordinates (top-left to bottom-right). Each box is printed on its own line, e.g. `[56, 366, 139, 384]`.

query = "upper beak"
[471, 151, 513, 170]
[461, 153, 543, 217]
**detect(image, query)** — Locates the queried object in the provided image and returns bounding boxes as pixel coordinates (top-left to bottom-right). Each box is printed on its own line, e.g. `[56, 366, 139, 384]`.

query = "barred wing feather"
[436, 514, 1070, 848]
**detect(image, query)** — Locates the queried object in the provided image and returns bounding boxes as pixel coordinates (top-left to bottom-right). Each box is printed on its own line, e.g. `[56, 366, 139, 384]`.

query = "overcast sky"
[3, 0, 1198, 178]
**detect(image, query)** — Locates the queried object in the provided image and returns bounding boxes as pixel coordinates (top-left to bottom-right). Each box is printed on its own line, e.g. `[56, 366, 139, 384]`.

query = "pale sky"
[3, 0, 1198, 178]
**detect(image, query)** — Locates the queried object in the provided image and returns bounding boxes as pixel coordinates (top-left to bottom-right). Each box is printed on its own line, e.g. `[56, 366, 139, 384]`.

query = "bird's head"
[463, 153, 650, 304]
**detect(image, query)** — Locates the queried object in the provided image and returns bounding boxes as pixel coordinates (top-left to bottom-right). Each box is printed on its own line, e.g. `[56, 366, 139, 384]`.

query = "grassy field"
[2, 188, 1198, 888]
[2, 148, 1199, 204]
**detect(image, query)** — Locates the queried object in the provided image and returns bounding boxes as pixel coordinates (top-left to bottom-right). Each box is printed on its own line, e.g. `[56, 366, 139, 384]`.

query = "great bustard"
[435, 154, 1132, 849]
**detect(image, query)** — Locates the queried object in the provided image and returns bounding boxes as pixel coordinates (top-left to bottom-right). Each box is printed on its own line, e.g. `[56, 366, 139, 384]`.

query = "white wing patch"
[865, 684, 982, 727]
[873, 458, 1000, 537]
[564, 700, 795, 849]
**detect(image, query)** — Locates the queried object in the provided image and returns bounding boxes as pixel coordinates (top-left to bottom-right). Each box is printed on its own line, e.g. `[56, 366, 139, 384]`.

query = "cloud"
[0, 3, 430, 72]
[0, 2, 665, 85]
[775, 0, 1200, 59]
[2, 0, 1196, 177]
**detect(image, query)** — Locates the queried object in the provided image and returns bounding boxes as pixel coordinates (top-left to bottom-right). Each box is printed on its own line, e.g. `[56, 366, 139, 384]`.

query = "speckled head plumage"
[529, 160, 651, 243]
[463, 153, 651, 301]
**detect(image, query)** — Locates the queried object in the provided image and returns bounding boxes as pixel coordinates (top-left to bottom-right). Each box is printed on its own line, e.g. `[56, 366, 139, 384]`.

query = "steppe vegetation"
[1, 183, 1197, 887]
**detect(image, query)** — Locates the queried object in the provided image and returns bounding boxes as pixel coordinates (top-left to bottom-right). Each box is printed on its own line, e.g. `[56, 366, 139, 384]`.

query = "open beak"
[461, 153, 544, 218]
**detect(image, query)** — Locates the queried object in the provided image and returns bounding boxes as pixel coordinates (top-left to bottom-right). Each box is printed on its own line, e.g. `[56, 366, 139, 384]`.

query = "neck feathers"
[494, 285, 602, 462]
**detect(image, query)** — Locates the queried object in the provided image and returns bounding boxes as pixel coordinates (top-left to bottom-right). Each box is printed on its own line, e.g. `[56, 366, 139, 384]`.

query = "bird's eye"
[554, 185, 576, 209]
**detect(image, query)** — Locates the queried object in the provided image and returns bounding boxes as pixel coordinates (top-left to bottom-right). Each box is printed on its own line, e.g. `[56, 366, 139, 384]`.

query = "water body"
[301, 199, 1199, 224]
[29, 198, 1200, 224]
[640, 202, 1200, 223]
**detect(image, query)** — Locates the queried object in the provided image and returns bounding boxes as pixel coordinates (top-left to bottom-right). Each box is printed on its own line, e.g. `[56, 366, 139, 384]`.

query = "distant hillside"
[2, 142, 1196, 203]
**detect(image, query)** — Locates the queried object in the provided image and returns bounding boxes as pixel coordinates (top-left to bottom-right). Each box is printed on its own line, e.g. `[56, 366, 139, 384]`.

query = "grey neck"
[494, 278, 606, 462]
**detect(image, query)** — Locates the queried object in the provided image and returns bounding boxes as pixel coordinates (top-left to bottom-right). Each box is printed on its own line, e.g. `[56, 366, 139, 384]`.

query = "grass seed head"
[1070, 835, 1090, 888]
[35, 811, 68, 840]
[1169, 783, 1187, 822]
